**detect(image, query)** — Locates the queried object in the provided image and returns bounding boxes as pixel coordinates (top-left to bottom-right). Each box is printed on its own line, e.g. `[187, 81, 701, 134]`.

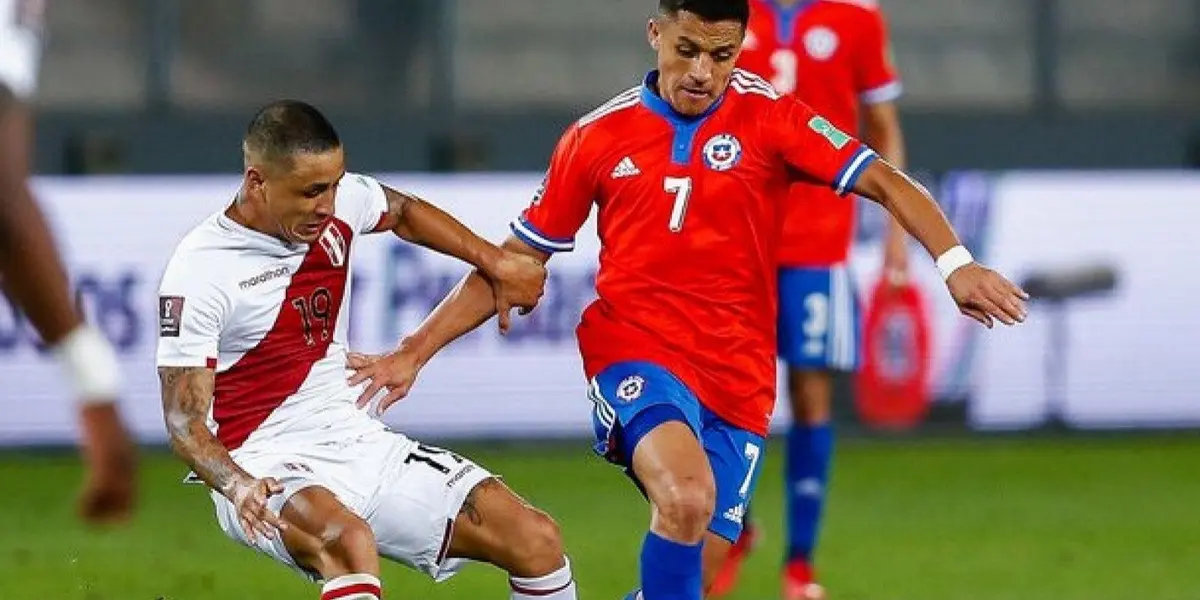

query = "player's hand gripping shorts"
[207, 428, 493, 582]
[778, 264, 863, 371]
[587, 360, 766, 542]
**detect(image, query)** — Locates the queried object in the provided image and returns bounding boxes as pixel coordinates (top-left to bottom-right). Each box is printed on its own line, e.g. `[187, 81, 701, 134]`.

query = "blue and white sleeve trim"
[833, 146, 878, 196]
[510, 216, 575, 253]
[859, 81, 903, 105]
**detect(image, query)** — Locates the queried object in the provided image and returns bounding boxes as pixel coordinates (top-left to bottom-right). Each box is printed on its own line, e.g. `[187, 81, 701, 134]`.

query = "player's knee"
[654, 477, 716, 540]
[506, 507, 566, 576]
[791, 397, 831, 424]
[788, 370, 832, 424]
[322, 517, 379, 574]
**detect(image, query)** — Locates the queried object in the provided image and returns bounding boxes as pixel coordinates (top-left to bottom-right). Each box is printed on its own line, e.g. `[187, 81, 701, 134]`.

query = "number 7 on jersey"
[663, 176, 692, 232]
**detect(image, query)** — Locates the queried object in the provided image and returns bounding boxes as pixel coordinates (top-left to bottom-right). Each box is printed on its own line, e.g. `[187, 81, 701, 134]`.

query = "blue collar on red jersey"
[640, 71, 727, 166]
[639, 70, 726, 124]
[765, 0, 817, 11]
[763, 0, 816, 44]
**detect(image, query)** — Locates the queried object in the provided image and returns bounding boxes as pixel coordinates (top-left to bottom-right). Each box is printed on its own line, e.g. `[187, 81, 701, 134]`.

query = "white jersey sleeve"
[0, 0, 43, 100]
[156, 249, 231, 369]
[336, 172, 389, 235]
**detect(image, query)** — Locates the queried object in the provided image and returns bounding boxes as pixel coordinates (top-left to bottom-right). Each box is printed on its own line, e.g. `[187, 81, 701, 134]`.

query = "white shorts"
[208, 427, 493, 582]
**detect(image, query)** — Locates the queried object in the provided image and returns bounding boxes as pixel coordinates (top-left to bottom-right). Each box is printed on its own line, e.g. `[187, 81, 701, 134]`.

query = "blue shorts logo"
[616, 375, 645, 402]
[703, 134, 742, 172]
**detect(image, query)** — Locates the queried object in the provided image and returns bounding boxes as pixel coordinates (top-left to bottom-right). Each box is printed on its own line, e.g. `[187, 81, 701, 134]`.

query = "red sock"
[786, 559, 815, 584]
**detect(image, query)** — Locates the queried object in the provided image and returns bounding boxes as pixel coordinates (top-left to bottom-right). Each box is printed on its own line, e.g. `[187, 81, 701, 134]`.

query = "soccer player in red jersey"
[349, 1, 1026, 598]
[715, 1, 909, 596]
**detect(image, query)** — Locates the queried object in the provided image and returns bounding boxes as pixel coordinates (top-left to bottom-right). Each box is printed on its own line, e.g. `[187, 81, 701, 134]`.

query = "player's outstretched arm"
[374, 185, 547, 330]
[350, 121, 587, 412]
[348, 235, 550, 414]
[862, 101, 911, 284]
[159, 366, 287, 541]
[853, 160, 1029, 328]
[405, 234, 549, 360]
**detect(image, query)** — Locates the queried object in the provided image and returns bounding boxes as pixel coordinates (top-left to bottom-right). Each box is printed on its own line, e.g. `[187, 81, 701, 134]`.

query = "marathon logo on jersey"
[616, 375, 645, 403]
[446, 463, 478, 488]
[319, 224, 347, 268]
[239, 265, 291, 290]
[282, 462, 314, 474]
[808, 116, 851, 150]
[159, 295, 184, 337]
[702, 134, 742, 172]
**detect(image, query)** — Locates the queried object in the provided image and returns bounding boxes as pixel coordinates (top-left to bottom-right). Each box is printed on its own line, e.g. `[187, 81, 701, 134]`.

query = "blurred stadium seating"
[29, 0, 1200, 173]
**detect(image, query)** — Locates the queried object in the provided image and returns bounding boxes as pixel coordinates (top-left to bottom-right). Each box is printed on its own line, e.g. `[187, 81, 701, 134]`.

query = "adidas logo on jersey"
[610, 157, 640, 179]
[723, 503, 746, 525]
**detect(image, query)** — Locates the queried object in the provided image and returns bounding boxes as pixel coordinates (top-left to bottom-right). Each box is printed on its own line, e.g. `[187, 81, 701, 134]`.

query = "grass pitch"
[0, 434, 1196, 599]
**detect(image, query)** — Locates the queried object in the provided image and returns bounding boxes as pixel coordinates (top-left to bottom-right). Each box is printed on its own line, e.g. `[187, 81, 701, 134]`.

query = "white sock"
[510, 557, 577, 599]
[320, 573, 382, 600]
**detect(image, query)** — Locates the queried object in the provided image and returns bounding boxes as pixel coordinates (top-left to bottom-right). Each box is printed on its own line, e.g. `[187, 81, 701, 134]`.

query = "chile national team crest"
[616, 375, 646, 403]
[702, 134, 742, 172]
[804, 26, 839, 61]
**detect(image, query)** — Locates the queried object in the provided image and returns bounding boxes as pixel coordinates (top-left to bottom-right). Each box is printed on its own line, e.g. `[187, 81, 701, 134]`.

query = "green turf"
[1, 435, 1197, 599]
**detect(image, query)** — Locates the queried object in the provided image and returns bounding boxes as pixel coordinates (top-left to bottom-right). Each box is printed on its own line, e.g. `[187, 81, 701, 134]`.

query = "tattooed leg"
[443, 476, 566, 578]
[456, 476, 498, 527]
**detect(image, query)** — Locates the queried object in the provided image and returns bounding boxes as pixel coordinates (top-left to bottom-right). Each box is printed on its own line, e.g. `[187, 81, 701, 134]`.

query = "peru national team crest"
[319, 224, 347, 267]
[702, 134, 742, 172]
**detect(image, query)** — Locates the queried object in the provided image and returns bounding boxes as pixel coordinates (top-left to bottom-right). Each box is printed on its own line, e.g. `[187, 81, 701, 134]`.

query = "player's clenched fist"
[946, 262, 1029, 328]
[486, 250, 547, 334]
[225, 476, 288, 543]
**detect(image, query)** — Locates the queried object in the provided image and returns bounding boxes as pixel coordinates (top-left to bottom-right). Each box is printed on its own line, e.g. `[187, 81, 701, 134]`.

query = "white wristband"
[52, 325, 121, 404]
[935, 245, 974, 280]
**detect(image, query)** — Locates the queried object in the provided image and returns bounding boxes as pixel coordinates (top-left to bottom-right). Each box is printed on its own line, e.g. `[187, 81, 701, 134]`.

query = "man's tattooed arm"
[158, 366, 252, 498]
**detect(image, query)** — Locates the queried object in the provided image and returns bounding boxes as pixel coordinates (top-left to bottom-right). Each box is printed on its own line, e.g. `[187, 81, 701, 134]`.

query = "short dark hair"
[243, 100, 341, 166]
[658, 0, 750, 25]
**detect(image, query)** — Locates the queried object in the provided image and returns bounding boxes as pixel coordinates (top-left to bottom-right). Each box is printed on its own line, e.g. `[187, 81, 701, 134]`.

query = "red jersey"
[510, 70, 877, 435]
[738, 0, 902, 266]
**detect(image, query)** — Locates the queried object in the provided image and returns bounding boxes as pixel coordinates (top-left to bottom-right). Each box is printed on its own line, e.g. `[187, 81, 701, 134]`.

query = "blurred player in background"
[0, 0, 136, 523]
[713, 0, 908, 597]
[156, 101, 577, 600]
[347, 1, 1025, 598]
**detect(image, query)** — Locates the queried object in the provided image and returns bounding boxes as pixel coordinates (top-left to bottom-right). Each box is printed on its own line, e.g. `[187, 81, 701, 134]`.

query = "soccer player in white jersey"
[0, 0, 136, 524]
[155, 100, 578, 600]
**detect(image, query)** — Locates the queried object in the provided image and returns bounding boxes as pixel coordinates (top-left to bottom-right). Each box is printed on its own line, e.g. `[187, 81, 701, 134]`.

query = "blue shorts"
[778, 265, 863, 371]
[588, 361, 766, 542]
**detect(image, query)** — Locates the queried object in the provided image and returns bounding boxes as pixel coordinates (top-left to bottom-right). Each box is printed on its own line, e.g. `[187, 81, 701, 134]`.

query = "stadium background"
[3, 1, 1200, 598]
